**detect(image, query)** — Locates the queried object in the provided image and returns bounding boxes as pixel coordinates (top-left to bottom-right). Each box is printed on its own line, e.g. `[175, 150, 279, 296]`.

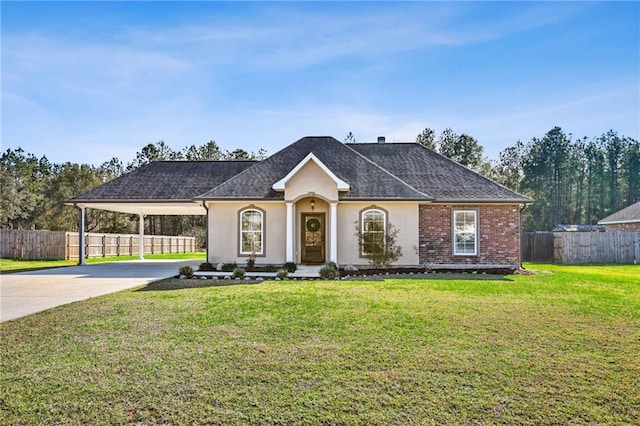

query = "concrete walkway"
[0, 259, 199, 322]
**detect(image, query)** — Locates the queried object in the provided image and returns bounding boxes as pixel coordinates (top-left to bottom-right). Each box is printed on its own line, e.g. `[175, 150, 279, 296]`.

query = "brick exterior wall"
[419, 204, 521, 266]
[604, 223, 640, 232]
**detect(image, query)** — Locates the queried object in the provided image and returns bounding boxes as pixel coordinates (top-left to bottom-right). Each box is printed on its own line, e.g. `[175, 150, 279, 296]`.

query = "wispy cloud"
[1, 1, 636, 166]
[117, 2, 588, 70]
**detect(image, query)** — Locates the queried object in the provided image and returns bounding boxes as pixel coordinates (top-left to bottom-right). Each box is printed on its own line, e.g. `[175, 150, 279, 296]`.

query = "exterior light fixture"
[310, 198, 316, 210]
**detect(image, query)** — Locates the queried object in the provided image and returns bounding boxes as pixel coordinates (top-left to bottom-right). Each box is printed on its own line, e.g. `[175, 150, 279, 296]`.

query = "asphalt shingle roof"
[70, 161, 256, 201]
[598, 201, 640, 224]
[348, 142, 532, 203]
[69, 137, 532, 204]
[196, 137, 428, 200]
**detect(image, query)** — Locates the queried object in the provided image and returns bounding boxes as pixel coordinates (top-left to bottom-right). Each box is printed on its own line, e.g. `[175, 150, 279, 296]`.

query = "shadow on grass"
[139, 272, 513, 291]
[342, 273, 513, 282]
[138, 278, 263, 291]
[0, 265, 74, 275]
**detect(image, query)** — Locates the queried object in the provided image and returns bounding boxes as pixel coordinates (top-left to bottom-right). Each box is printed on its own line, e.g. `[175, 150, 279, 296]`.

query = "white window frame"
[453, 210, 477, 256]
[361, 208, 386, 256]
[239, 208, 264, 256]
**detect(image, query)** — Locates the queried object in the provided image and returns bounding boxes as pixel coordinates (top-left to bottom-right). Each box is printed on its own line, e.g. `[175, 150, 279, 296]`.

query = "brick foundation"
[419, 204, 521, 267]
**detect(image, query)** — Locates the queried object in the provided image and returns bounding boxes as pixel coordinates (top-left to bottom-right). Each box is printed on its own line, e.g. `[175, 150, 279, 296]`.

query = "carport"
[69, 201, 205, 264]
[65, 160, 256, 264]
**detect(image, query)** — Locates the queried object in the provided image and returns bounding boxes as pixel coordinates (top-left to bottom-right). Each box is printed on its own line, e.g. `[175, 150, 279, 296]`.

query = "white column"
[138, 214, 145, 260]
[330, 202, 338, 264]
[203, 202, 210, 263]
[78, 206, 86, 265]
[285, 202, 294, 263]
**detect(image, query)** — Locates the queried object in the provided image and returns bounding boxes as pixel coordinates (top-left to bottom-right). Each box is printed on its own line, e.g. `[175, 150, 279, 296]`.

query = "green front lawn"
[0, 252, 206, 274]
[1, 264, 638, 424]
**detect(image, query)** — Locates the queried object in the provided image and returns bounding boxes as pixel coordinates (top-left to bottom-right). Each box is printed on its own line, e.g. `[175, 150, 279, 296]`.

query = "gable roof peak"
[272, 152, 350, 191]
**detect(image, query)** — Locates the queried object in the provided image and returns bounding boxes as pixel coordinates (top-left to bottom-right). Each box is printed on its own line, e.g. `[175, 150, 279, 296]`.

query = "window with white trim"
[361, 209, 386, 255]
[240, 208, 263, 255]
[453, 210, 477, 255]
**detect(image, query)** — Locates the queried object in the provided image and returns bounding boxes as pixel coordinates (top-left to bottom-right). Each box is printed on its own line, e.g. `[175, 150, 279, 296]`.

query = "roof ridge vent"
[377, 136, 386, 144]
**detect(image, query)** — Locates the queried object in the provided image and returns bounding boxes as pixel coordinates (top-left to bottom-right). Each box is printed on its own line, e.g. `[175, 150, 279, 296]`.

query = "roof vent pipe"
[377, 136, 386, 144]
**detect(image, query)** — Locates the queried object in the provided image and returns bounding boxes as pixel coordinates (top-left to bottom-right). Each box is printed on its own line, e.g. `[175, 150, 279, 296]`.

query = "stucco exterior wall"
[206, 200, 419, 266]
[419, 204, 521, 267]
[337, 202, 419, 266]
[603, 223, 640, 232]
[207, 202, 286, 265]
[284, 161, 339, 202]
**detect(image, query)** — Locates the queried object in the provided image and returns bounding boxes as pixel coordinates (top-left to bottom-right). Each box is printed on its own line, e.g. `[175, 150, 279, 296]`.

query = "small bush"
[263, 264, 277, 272]
[232, 267, 246, 279]
[199, 262, 215, 271]
[221, 262, 238, 272]
[276, 269, 289, 280]
[319, 262, 339, 280]
[246, 257, 256, 270]
[179, 266, 194, 278]
[283, 262, 297, 273]
[355, 221, 403, 269]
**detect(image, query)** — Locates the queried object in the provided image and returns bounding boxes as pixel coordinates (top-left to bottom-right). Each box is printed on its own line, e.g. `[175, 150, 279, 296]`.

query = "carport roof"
[66, 160, 257, 215]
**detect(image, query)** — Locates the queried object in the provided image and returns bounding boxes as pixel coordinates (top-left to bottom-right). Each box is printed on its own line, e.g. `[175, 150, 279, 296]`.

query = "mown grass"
[0, 252, 205, 274]
[1, 264, 638, 424]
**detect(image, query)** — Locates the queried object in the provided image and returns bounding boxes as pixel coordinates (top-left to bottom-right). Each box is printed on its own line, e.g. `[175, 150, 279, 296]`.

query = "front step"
[290, 265, 321, 278]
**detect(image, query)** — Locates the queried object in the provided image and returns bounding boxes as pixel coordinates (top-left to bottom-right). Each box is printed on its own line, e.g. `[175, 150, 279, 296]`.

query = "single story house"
[597, 201, 640, 232]
[68, 136, 533, 270]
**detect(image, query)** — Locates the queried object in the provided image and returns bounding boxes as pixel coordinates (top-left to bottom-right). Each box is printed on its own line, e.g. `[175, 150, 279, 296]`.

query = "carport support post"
[138, 214, 145, 260]
[78, 206, 86, 265]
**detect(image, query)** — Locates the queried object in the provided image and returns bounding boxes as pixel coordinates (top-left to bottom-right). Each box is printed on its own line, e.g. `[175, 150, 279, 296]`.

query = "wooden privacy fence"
[523, 231, 639, 264]
[522, 232, 554, 263]
[1, 230, 196, 260]
[554, 232, 640, 265]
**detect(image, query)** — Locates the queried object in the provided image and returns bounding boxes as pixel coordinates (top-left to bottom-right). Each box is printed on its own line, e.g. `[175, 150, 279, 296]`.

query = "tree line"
[0, 141, 266, 247]
[408, 126, 639, 231]
[1, 128, 638, 239]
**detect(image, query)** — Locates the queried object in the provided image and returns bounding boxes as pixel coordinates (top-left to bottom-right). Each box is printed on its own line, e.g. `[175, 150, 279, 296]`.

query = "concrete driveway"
[0, 259, 199, 322]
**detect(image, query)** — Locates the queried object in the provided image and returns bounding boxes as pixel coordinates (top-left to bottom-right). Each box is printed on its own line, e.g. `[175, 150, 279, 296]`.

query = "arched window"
[361, 208, 386, 255]
[240, 208, 264, 255]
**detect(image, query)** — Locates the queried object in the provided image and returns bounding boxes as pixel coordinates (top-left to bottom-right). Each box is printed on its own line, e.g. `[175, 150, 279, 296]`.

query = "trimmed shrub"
[283, 262, 297, 273]
[179, 266, 194, 278]
[319, 262, 339, 280]
[276, 269, 289, 280]
[246, 257, 256, 270]
[221, 262, 238, 272]
[232, 267, 246, 279]
[263, 264, 277, 272]
[199, 262, 215, 271]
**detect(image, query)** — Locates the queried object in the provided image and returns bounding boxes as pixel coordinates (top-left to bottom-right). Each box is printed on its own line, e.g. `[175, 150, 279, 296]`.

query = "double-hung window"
[453, 210, 477, 255]
[240, 208, 263, 255]
[361, 209, 386, 255]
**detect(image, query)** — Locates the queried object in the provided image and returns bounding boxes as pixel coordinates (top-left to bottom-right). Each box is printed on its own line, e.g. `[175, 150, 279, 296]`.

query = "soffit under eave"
[66, 201, 206, 215]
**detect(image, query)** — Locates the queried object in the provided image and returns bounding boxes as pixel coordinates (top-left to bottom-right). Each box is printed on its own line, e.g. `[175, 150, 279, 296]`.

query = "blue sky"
[2, 1, 639, 165]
